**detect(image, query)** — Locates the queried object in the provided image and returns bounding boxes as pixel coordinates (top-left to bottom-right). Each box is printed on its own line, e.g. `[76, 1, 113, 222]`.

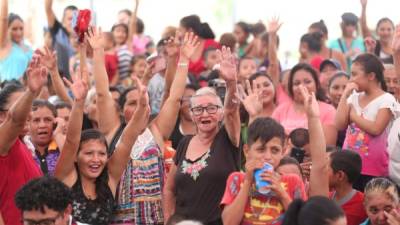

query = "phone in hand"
[254, 163, 274, 195]
[290, 147, 305, 163]
[146, 53, 166, 74]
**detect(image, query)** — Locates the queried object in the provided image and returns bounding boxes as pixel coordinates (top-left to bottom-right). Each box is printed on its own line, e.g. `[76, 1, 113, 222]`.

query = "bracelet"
[178, 62, 189, 67]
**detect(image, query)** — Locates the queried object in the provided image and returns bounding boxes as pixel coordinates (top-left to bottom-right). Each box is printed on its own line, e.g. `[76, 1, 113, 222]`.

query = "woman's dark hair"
[300, 32, 323, 53]
[277, 156, 304, 177]
[353, 53, 387, 91]
[0, 82, 24, 111]
[248, 117, 286, 147]
[118, 87, 138, 109]
[289, 128, 309, 148]
[15, 176, 72, 214]
[261, 32, 280, 49]
[219, 33, 236, 50]
[330, 150, 362, 184]
[328, 71, 349, 89]
[250, 22, 266, 36]
[282, 196, 345, 225]
[136, 18, 145, 34]
[309, 20, 328, 37]
[288, 63, 327, 102]
[8, 13, 23, 26]
[55, 101, 72, 111]
[376, 17, 395, 32]
[236, 21, 251, 34]
[32, 99, 57, 117]
[180, 15, 215, 39]
[78, 129, 110, 206]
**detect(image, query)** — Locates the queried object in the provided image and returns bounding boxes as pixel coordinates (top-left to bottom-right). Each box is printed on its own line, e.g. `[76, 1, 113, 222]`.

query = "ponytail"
[353, 53, 388, 92]
[281, 199, 304, 225]
[199, 22, 215, 39]
[282, 196, 344, 225]
[180, 15, 215, 39]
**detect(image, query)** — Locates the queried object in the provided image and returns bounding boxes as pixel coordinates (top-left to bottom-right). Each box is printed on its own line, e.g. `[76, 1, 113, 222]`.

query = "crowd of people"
[1, 0, 400, 224]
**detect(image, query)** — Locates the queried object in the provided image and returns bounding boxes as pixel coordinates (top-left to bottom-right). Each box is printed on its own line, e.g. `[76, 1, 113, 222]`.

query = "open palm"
[39, 47, 57, 71]
[63, 74, 88, 101]
[392, 24, 400, 53]
[267, 17, 283, 34]
[26, 56, 48, 93]
[217, 46, 237, 82]
[180, 32, 200, 59]
[236, 81, 263, 117]
[86, 26, 104, 50]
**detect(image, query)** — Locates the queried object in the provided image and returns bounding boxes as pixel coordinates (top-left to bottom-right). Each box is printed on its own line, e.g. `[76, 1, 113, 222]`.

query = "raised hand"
[392, 24, 400, 54]
[86, 26, 104, 50]
[360, 0, 368, 7]
[180, 32, 200, 60]
[343, 82, 359, 98]
[26, 55, 48, 94]
[63, 71, 89, 101]
[130, 77, 150, 131]
[267, 16, 283, 34]
[236, 80, 263, 117]
[299, 85, 320, 118]
[165, 31, 180, 58]
[38, 47, 57, 72]
[364, 37, 376, 53]
[216, 46, 237, 82]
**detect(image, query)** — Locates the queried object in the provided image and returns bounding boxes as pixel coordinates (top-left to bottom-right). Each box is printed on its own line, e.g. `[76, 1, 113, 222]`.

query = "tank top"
[0, 42, 33, 82]
[112, 128, 164, 224]
[71, 174, 114, 225]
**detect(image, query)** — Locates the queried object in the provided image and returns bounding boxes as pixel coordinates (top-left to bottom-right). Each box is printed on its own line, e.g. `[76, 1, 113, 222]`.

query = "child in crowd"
[336, 53, 398, 191]
[198, 47, 219, 87]
[103, 32, 119, 86]
[237, 57, 257, 85]
[328, 150, 367, 225]
[361, 178, 400, 225]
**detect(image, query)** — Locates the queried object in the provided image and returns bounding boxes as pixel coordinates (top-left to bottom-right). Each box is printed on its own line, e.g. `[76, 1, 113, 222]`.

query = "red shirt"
[188, 39, 220, 77]
[105, 53, 118, 82]
[221, 172, 307, 225]
[330, 190, 367, 225]
[0, 139, 42, 225]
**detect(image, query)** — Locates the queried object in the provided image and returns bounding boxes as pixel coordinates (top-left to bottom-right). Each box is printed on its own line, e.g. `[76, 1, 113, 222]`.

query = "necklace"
[81, 182, 95, 200]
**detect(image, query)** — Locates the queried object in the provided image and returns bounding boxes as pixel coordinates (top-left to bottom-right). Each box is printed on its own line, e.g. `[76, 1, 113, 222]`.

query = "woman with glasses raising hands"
[164, 46, 241, 225]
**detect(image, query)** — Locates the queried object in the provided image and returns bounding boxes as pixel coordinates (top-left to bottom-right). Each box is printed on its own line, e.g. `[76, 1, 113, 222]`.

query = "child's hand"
[244, 158, 264, 183]
[300, 162, 312, 181]
[343, 82, 359, 98]
[260, 170, 289, 200]
[385, 209, 400, 225]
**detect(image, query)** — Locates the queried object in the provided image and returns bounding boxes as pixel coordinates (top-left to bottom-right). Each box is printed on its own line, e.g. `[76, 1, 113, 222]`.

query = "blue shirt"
[0, 42, 33, 82]
[329, 36, 366, 72]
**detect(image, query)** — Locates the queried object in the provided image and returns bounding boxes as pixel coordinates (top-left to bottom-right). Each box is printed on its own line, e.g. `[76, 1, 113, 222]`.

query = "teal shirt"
[0, 42, 33, 82]
[329, 36, 366, 72]
[360, 219, 370, 225]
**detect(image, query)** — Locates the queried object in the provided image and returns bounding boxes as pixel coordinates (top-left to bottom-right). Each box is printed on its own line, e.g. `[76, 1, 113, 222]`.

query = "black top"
[174, 126, 240, 223]
[71, 174, 114, 225]
[374, 40, 394, 64]
[170, 118, 184, 150]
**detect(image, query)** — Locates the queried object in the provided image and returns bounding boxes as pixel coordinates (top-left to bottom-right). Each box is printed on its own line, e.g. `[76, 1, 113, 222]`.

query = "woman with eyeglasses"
[164, 47, 241, 225]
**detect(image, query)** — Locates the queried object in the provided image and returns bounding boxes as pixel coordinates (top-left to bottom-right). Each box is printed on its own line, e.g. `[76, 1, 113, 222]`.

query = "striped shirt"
[117, 45, 133, 80]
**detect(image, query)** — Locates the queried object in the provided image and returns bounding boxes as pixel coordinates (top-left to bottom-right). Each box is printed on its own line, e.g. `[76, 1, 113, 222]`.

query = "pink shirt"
[276, 85, 291, 105]
[272, 100, 336, 134]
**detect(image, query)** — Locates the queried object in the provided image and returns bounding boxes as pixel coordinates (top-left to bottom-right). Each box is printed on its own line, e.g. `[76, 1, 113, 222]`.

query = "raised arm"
[39, 47, 73, 105]
[267, 17, 282, 87]
[151, 32, 199, 140]
[360, 0, 372, 38]
[301, 85, 328, 197]
[161, 32, 180, 104]
[108, 78, 150, 193]
[335, 82, 358, 130]
[44, 0, 56, 28]
[54, 72, 88, 187]
[127, 0, 139, 48]
[393, 23, 400, 78]
[87, 27, 120, 141]
[236, 81, 263, 125]
[0, 0, 8, 47]
[0, 56, 47, 156]
[217, 46, 241, 147]
[163, 164, 177, 222]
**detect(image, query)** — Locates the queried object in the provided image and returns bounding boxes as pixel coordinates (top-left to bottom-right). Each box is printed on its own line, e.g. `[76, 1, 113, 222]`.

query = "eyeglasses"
[190, 105, 221, 116]
[22, 214, 62, 225]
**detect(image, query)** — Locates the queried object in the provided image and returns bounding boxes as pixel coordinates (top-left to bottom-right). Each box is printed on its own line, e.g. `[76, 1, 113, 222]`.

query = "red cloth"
[221, 172, 307, 225]
[341, 191, 367, 225]
[105, 53, 118, 81]
[310, 55, 324, 72]
[0, 139, 42, 225]
[188, 39, 221, 77]
[74, 9, 91, 43]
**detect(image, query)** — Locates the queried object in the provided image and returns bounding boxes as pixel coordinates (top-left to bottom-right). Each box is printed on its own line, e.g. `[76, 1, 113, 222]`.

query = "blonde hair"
[364, 178, 399, 205]
[189, 87, 223, 108]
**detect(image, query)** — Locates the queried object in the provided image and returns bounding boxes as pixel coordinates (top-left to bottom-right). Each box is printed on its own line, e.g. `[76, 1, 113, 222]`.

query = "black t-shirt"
[174, 126, 240, 223]
[170, 118, 184, 150]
